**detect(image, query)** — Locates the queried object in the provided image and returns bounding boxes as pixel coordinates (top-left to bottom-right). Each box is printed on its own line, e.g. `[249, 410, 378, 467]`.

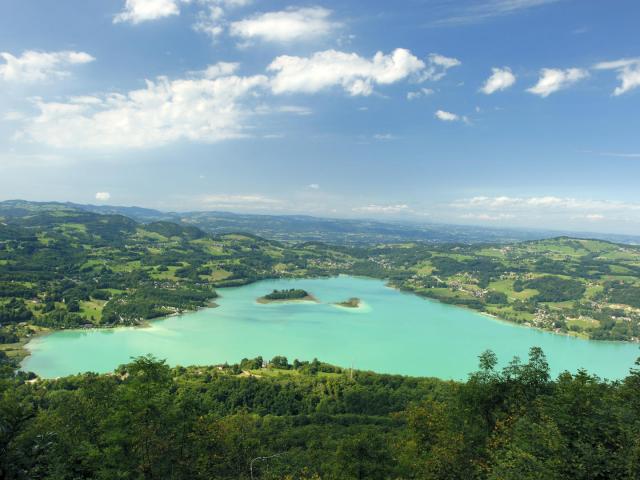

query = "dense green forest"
[1, 201, 640, 370]
[1, 202, 640, 478]
[1, 348, 640, 479]
[263, 289, 312, 301]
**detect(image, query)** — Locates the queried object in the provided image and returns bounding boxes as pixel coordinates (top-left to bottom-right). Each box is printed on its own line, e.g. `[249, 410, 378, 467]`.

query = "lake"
[22, 276, 640, 379]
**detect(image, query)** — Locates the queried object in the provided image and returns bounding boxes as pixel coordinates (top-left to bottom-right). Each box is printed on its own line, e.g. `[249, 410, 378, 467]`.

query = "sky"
[0, 0, 639, 235]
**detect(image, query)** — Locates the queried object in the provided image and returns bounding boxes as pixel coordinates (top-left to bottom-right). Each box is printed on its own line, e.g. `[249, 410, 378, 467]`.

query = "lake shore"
[21, 275, 640, 380]
[17, 300, 220, 366]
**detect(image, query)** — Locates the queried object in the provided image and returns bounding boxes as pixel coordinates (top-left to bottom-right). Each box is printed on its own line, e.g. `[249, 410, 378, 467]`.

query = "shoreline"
[18, 279, 637, 382]
[386, 281, 626, 343]
[17, 274, 638, 372]
[17, 299, 220, 368]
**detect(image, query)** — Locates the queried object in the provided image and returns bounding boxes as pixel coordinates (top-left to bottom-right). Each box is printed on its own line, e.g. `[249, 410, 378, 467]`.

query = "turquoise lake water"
[22, 276, 640, 379]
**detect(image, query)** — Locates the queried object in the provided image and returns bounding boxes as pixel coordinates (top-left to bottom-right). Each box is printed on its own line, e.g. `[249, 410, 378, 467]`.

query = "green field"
[1, 204, 640, 370]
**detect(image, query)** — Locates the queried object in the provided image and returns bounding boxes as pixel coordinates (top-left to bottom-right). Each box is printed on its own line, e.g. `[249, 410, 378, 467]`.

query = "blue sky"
[1, 0, 639, 234]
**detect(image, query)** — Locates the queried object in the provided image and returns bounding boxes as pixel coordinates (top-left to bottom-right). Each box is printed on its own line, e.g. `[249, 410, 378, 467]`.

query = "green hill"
[1, 205, 640, 371]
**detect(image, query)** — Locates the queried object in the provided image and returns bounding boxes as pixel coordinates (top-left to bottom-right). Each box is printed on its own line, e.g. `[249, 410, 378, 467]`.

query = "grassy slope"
[1, 204, 640, 367]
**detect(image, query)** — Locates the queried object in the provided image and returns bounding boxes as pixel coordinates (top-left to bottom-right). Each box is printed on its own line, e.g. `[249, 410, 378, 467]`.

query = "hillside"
[1, 204, 640, 371]
[1, 350, 639, 479]
[379, 238, 640, 341]
[5, 200, 640, 245]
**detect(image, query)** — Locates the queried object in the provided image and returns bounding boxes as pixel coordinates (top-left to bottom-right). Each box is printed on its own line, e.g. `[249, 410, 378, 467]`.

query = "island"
[334, 297, 361, 308]
[257, 288, 317, 304]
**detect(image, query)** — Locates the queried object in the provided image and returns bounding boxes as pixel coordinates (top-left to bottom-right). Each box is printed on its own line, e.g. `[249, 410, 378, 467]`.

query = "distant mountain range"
[1, 199, 639, 245]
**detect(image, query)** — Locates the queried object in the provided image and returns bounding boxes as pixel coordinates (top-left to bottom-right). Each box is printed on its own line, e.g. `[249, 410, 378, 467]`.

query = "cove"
[21, 276, 640, 379]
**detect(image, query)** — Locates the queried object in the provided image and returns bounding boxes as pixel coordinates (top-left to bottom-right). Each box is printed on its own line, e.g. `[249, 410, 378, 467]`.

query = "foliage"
[1, 204, 640, 355]
[0, 350, 639, 479]
[263, 289, 310, 301]
[524, 276, 586, 302]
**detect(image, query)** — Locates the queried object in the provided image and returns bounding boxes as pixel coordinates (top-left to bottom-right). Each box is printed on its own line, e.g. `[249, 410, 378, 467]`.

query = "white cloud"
[527, 68, 588, 97]
[419, 53, 461, 82]
[20, 63, 269, 149]
[307, 183, 320, 189]
[434, 0, 562, 26]
[407, 87, 434, 100]
[230, 7, 339, 43]
[593, 58, 640, 96]
[460, 213, 515, 221]
[480, 67, 516, 94]
[353, 204, 410, 214]
[0, 50, 94, 83]
[192, 0, 254, 39]
[268, 48, 427, 96]
[201, 193, 282, 210]
[448, 195, 640, 230]
[277, 105, 312, 115]
[427, 54, 460, 70]
[452, 195, 640, 218]
[373, 133, 397, 141]
[193, 3, 225, 39]
[95, 192, 111, 201]
[195, 62, 240, 78]
[3, 111, 26, 121]
[114, 0, 181, 24]
[596, 151, 640, 159]
[434, 109, 459, 121]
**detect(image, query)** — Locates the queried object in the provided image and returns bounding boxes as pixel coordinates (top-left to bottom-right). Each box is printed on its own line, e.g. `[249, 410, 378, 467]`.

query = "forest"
[263, 289, 312, 301]
[2, 201, 640, 373]
[1, 348, 640, 479]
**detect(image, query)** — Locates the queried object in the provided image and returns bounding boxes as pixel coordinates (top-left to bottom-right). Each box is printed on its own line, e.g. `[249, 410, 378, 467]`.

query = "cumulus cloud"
[193, 4, 226, 38]
[229, 7, 339, 43]
[527, 68, 588, 97]
[20, 63, 269, 149]
[0, 50, 95, 83]
[419, 54, 461, 82]
[480, 67, 516, 94]
[434, 109, 459, 121]
[593, 58, 640, 96]
[95, 192, 111, 201]
[114, 0, 181, 24]
[353, 204, 410, 214]
[407, 87, 434, 100]
[451, 196, 640, 224]
[194, 61, 240, 78]
[15, 47, 460, 149]
[191, 0, 254, 38]
[268, 48, 427, 96]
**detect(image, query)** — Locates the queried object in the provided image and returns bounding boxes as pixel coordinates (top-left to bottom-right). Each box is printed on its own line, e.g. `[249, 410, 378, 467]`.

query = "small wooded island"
[257, 288, 317, 304]
[334, 297, 361, 308]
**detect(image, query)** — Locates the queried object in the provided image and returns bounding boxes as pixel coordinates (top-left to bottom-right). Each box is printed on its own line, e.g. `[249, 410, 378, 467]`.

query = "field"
[1, 202, 640, 373]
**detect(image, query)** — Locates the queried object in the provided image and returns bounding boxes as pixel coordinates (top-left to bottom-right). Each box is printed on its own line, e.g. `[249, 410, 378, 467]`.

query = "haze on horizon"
[1, 0, 639, 235]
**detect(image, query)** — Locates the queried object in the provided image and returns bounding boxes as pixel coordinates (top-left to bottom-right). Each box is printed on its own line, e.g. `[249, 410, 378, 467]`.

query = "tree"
[335, 430, 394, 479]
